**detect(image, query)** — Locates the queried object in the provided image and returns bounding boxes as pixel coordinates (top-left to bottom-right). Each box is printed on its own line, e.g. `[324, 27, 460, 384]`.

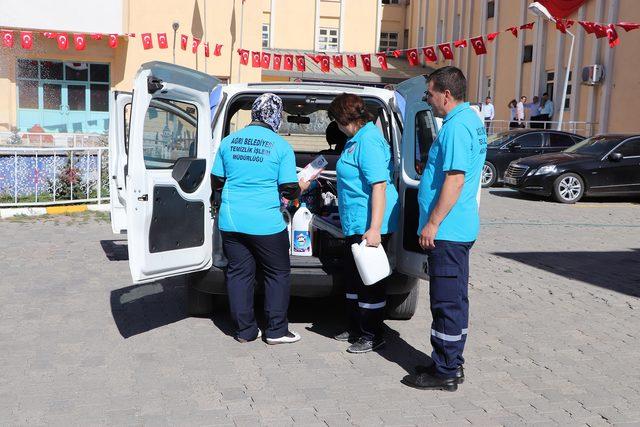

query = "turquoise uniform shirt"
[417, 103, 487, 242]
[212, 124, 298, 235]
[336, 122, 399, 237]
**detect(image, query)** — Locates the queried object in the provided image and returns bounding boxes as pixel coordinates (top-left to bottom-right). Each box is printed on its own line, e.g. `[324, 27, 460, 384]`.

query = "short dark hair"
[543, 92, 549, 96]
[427, 66, 467, 101]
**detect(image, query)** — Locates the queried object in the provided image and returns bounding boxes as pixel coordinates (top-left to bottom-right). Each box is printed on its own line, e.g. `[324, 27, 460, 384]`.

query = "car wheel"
[481, 162, 497, 188]
[386, 281, 419, 320]
[186, 271, 215, 317]
[553, 173, 584, 204]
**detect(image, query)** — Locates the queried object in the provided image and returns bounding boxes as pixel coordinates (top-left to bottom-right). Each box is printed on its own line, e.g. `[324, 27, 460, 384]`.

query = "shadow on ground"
[489, 188, 640, 204]
[493, 248, 640, 298]
[100, 239, 129, 261]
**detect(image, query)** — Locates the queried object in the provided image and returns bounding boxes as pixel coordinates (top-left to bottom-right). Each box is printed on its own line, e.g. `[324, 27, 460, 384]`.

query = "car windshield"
[487, 132, 512, 146]
[564, 135, 625, 156]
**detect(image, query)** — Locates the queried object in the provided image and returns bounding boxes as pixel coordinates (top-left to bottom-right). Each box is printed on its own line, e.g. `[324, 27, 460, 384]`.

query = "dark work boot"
[401, 372, 458, 392]
[415, 364, 465, 384]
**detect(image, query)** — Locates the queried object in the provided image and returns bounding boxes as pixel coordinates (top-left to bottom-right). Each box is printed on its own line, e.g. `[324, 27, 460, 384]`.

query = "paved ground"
[1, 190, 639, 426]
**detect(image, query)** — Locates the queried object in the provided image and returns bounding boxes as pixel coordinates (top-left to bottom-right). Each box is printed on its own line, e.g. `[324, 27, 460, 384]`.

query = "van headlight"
[534, 165, 557, 175]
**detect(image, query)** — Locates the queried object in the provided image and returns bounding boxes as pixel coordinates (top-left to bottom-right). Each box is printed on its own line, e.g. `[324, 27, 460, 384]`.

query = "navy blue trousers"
[427, 240, 473, 378]
[221, 229, 291, 340]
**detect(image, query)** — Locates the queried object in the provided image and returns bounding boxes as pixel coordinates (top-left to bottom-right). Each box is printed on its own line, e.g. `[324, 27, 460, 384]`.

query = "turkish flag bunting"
[43, 32, 56, 39]
[346, 54, 357, 68]
[261, 52, 271, 69]
[520, 22, 535, 30]
[617, 22, 640, 32]
[556, 20, 568, 34]
[73, 33, 87, 51]
[21, 31, 33, 50]
[306, 53, 321, 63]
[320, 55, 331, 73]
[361, 54, 372, 71]
[238, 49, 249, 65]
[579, 21, 596, 34]
[157, 33, 168, 49]
[507, 27, 518, 38]
[141, 33, 153, 50]
[454, 39, 467, 48]
[90, 34, 102, 40]
[407, 48, 420, 65]
[128, 33, 136, 38]
[375, 53, 388, 70]
[192, 37, 201, 53]
[438, 43, 454, 60]
[606, 24, 620, 48]
[470, 36, 487, 55]
[283, 54, 294, 70]
[273, 54, 282, 70]
[487, 32, 500, 42]
[180, 34, 188, 50]
[392, 50, 402, 58]
[565, 20, 575, 28]
[421, 47, 437, 63]
[2, 31, 14, 48]
[214, 43, 223, 56]
[332, 55, 343, 68]
[251, 51, 261, 67]
[295, 55, 306, 71]
[594, 24, 608, 38]
[204, 42, 210, 57]
[108, 34, 118, 49]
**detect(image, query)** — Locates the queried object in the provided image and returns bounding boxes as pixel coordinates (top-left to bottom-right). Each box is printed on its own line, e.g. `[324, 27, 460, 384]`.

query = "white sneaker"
[266, 330, 301, 345]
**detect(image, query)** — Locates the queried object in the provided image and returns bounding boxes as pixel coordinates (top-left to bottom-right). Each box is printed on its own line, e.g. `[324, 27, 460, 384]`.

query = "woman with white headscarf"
[211, 93, 309, 344]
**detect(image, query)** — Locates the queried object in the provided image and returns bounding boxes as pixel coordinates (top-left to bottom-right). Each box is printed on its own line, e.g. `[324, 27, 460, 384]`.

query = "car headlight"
[534, 165, 557, 175]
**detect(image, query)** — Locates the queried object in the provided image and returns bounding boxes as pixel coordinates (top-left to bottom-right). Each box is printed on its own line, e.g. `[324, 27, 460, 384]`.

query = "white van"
[109, 61, 439, 320]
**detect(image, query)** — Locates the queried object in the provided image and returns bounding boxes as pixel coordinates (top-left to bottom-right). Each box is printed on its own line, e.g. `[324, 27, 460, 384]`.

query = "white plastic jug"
[282, 209, 292, 254]
[351, 240, 391, 286]
[291, 203, 313, 256]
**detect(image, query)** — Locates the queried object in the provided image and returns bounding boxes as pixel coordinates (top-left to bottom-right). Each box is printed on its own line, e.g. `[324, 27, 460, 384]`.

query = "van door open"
[126, 62, 220, 284]
[108, 91, 131, 234]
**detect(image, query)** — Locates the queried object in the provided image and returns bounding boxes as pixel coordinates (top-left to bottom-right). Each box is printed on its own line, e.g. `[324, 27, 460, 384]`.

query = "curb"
[0, 204, 111, 219]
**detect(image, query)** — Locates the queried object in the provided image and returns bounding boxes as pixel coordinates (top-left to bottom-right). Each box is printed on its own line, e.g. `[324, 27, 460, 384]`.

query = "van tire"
[186, 272, 215, 317]
[386, 282, 419, 320]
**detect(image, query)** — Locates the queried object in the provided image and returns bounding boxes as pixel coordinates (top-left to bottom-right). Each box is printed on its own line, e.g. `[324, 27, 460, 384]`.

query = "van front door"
[108, 91, 131, 234]
[126, 62, 220, 284]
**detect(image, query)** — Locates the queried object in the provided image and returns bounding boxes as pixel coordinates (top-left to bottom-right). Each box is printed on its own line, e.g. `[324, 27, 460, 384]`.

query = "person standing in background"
[528, 96, 542, 128]
[539, 93, 554, 129]
[508, 100, 519, 129]
[516, 96, 527, 127]
[480, 97, 494, 134]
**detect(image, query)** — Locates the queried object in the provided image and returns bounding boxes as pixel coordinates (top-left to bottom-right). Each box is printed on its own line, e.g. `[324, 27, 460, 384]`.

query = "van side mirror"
[608, 152, 623, 162]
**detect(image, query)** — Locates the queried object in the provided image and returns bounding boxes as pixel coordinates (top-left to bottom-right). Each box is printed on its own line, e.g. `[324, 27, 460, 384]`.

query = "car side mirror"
[608, 152, 623, 162]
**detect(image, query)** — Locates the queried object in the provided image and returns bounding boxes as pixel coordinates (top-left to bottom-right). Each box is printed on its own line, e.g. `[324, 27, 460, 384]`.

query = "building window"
[487, 1, 495, 19]
[564, 71, 572, 110]
[403, 29, 409, 49]
[262, 24, 270, 48]
[546, 71, 554, 101]
[486, 76, 492, 99]
[523, 45, 533, 63]
[382, 0, 400, 4]
[379, 32, 399, 53]
[318, 28, 339, 52]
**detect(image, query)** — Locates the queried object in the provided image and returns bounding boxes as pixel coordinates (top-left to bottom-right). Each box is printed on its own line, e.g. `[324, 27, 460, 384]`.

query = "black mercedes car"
[504, 134, 640, 203]
[482, 130, 584, 187]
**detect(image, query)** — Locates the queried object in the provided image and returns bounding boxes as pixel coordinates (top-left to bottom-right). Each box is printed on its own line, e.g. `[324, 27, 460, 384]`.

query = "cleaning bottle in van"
[282, 209, 292, 254]
[292, 203, 313, 256]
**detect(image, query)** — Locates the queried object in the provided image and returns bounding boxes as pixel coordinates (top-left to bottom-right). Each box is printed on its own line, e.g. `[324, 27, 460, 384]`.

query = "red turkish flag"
[261, 52, 271, 69]
[346, 54, 357, 68]
[306, 53, 321, 63]
[295, 55, 306, 71]
[283, 54, 294, 70]
[273, 54, 282, 70]
[520, 22, 535, 30]
[407, 48, 420, 65]
[192, 37, 201, 53]
[565, 20, 575, 29]
[251, 51, 261, 67]
[538, 0, 587, 19]
[204, 42, 210, 57]
[238, 49, 250, 65]
[1, 31, 14, 48]
[20, 31, 34, 50]
[320, 55, 331, 72]
[606, 24, 620, 48]
[108, 34, 118, 49]
[157, 33, 168, 49]
[43, 32, 56, 39]
[332, 55, 343, 68]
[487, 32, 500, 42]
[507, 26, 519, 38]
[214, 43, 223, 56]
[421, 47, 437, 63]
[54, 33, 68, 50]
[90, 33, 102, 40]
[470, 36, 487, 55]
[579, 21, 596, 34]
[128, 33, 136, 38]
[438, 43, 454, 60]
[375, 53, 388, 70]
[617, 22, 640, 32]
[141, 33, 153, 50]
[180, 34, 188, 50]
[73, 33, 87, 51]
[594, 24, 608, 39]
[392, 50, 402, 58]
[361, 54, 372, 71]
[454, 39, 467, 48]
[556, 19, 568, 34]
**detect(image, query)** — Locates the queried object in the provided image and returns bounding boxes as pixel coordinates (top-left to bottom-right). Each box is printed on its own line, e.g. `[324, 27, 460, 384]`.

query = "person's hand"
[299, 178, 311, 192]
[362, 228, 382, 247]
[419, 221, 439, 250]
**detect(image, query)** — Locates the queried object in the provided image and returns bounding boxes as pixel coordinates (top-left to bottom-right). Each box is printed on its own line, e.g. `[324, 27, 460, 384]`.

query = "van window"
[142, 99, 198, 169]
[415, 110, 436, 175]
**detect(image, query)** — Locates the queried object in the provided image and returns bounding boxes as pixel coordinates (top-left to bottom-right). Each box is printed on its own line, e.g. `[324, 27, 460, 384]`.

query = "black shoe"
[415, 364, 465, 384]
[346, 337, 385, 354]
[401, 372, 458, 392]
[235, 329, 261, 343]
[334, 331, 359, 343]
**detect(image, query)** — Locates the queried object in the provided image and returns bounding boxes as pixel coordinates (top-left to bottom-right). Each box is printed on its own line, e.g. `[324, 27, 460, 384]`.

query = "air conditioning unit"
[581, 65, 605, 85]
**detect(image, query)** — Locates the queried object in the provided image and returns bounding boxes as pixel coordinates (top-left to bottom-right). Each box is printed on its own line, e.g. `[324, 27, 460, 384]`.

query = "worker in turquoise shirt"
[402, 67, 486, 392]
[211, 93, 309, 345]
[329, 93, 399, 354]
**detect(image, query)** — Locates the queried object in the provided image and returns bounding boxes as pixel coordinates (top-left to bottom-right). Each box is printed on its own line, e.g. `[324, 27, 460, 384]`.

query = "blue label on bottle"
[293, 231, 311, 252]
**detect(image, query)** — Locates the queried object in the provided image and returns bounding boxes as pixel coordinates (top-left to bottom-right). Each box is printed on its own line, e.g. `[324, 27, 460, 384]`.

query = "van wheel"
[186, 272, 214, 317]
[481, 162, 497, 188]
[386, 283, 419, 320]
